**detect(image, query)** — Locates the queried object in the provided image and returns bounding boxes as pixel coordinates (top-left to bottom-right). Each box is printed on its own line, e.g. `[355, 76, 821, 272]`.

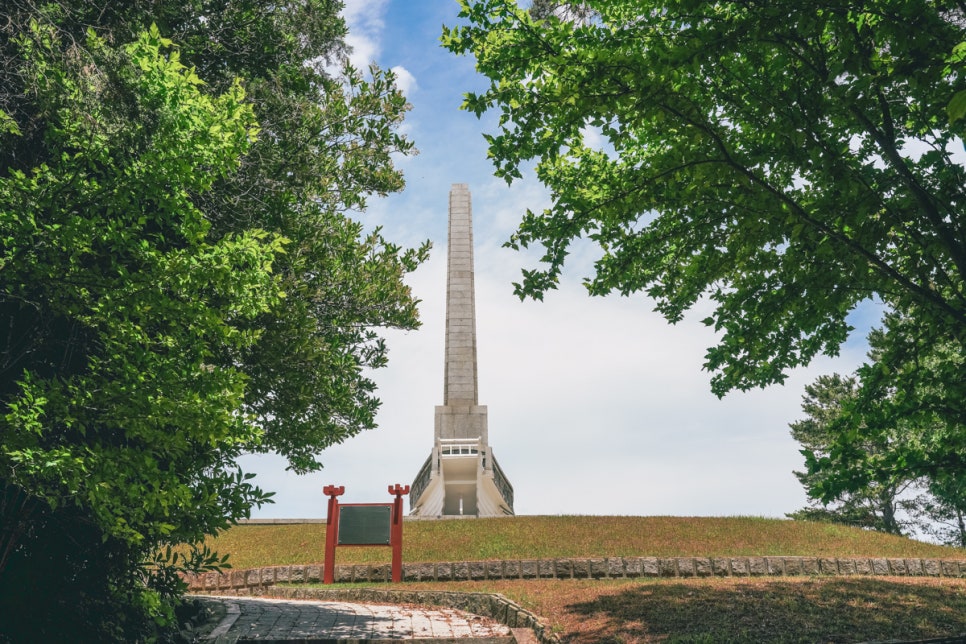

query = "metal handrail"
[409, 454, 433, 505]
[490, 452, 514, 511]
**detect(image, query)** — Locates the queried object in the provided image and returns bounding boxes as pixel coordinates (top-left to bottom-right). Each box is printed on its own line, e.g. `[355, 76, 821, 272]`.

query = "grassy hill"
[201, 515, 958, 568]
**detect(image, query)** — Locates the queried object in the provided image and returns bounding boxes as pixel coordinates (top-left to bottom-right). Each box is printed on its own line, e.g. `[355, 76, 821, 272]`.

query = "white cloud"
[340, 0, 389, 70]
[391, 65, 418, 96]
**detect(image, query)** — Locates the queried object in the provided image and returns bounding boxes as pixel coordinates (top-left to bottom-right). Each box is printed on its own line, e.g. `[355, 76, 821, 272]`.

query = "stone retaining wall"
[184, 555, 966, 592]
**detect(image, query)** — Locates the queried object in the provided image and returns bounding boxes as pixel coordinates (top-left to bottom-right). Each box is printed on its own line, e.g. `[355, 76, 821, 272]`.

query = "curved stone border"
[185, 556, 966, 593]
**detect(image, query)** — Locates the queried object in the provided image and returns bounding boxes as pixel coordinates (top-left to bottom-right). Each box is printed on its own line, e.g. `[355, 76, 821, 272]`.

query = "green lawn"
[200, 515, 959, 569]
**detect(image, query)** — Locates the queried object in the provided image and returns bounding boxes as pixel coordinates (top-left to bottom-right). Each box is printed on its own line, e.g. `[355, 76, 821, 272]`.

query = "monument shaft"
[409, 184, 513, 517]
[444, 184, 479, 408]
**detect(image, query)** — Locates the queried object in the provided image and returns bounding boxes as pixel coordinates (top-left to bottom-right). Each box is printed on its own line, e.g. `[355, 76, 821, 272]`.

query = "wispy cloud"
[341, 0, 389, 69]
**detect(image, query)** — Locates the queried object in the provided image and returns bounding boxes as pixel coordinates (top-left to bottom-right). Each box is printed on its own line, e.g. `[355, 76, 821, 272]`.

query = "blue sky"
[239, 1, 874, 519]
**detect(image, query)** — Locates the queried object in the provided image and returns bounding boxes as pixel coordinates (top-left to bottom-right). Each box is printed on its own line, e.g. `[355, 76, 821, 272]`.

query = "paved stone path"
[196, 595, 515, 642]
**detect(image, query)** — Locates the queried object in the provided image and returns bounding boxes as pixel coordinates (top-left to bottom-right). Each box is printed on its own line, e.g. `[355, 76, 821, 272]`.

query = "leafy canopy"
[0, 22, 283, 637]
[0, 0, 424, 638]
[791, 314, 966, 546]
[443, 0, 966, 396]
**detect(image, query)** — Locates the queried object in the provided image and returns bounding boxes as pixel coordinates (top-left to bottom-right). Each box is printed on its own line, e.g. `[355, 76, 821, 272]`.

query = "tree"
[789, 309, 966, 545]
[796, 308, 966, 542]
[1, 0, 427, 474]
[787, 375, 921, 535]
[0, 24, 283, 640]
[0, 1, 424, 638]
[442, 0, 966, 399]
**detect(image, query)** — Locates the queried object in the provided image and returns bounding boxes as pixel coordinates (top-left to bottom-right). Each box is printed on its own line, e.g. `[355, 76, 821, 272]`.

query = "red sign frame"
[322, 484, 409, 584]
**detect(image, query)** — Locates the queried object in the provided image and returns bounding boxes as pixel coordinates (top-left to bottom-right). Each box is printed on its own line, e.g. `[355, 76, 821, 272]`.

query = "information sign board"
[337, 504, 391, 545]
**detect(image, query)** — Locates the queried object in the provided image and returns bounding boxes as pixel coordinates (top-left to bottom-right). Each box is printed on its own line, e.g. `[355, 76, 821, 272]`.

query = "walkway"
[195, 595, 517, 642]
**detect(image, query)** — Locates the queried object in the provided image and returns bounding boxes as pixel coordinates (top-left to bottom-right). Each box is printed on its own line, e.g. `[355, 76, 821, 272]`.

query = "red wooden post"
[322, 485, 344, 584]
[388, 484, 410, 583]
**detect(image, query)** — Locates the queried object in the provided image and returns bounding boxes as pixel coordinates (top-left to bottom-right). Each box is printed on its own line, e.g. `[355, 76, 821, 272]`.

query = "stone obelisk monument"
[409, 184, 514, 517]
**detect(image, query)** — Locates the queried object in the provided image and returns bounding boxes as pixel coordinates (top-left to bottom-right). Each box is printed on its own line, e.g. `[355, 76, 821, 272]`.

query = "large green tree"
[787, 374, 920, 535]
[798, 309, 966, 544]
[443, 0, 966, 397]
[0, 1, 424, 639]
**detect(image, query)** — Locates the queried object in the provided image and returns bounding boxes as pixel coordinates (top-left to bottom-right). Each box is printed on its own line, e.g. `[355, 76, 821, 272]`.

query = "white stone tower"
[409, 184, 514, 517]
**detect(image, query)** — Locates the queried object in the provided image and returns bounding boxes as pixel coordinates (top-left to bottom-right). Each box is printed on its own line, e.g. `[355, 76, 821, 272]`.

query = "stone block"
[800, 558, 819, 575]
[555, 559, 573, 579]
[712, 558, 731, 576]
[888, 559, 907, 575]
[624, 558, 643, 578]
[871, 559, 889, 575]
[435, 562, 453, 581]
[505, 605, 521, 628]
[641, 557, 660, 576]
[658, 558, 677, 577]
[373, 564, 389, 582]
[677, 558, 696, 577]
[748, 558, 767, 576]
[520, 560, 538, 579]
[855, 559, 872, 575]
[246, 569, 261, 587]
[764, 558, 784, 576]
[782, 558, 800, 576]
[819, 559, 839, 575]
[694, 558, 713, 577]
[572, 559, 590, 579]
[359, 565, 373, 582]
[334, 566, 353, 583]
[607, 558, 625, 578]
[537, 560, 555, 578]
[922, 560, 940, 576]
[941, 560, 961, 577]
[730, 559, 749, 576]
[402, 564, 420, 582]
[469, 561, 486, 580]
[504, 560, 522, 579]
[838, 559, 856, 575]
[907, 559, 925, 576]
[589, 558, 607, 579]
[306, 566, 322, 583]
[453, 562, 470, 581]
[486, 561, 503, 580]
[417, 563, 436, 581]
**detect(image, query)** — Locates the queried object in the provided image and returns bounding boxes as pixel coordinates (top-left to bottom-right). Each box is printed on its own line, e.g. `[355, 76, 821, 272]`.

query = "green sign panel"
[338, 505, 391, 545]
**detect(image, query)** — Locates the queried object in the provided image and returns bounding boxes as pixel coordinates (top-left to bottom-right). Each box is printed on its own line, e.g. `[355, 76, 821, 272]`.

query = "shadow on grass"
[563, 578, 966, 643]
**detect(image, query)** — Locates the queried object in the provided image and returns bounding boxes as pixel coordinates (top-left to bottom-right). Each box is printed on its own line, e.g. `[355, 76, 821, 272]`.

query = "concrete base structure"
[410, 184, 513, 517]
[410, 436, 514, 517]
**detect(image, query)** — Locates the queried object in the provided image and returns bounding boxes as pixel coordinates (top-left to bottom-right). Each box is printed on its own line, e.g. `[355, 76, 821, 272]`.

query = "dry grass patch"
[385, 577, 966, 643]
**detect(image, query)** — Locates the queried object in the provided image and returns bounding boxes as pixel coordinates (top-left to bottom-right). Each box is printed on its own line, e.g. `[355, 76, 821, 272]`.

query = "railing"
[439, 438, 481, 456]
[409, 454, 434, 505]
[490, 451, 514, 512]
